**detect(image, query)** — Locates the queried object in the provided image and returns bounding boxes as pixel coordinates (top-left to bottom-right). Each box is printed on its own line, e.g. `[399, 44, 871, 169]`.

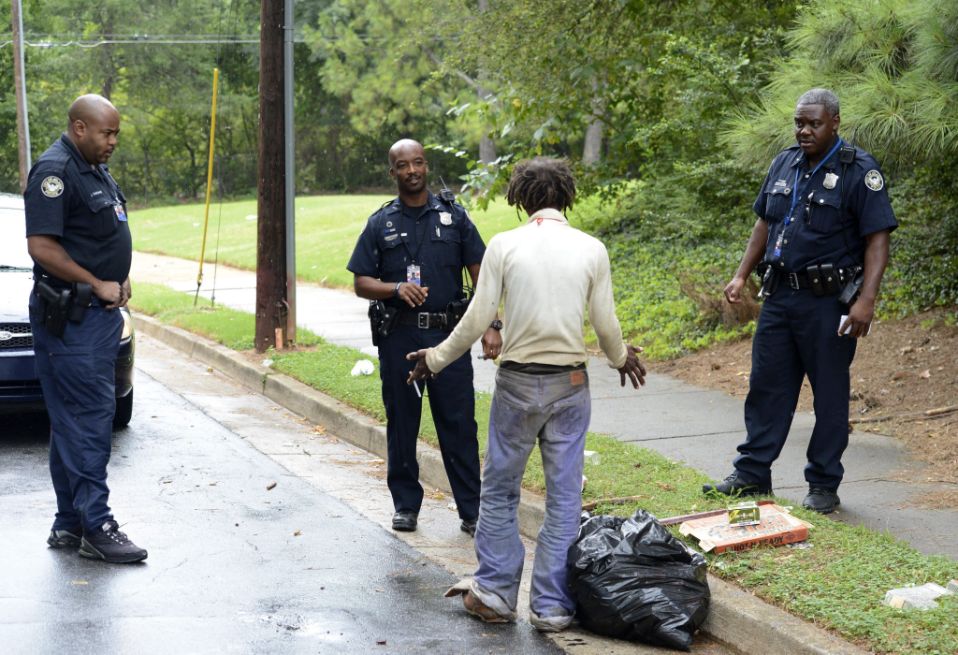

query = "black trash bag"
[568, 509, 710, 651]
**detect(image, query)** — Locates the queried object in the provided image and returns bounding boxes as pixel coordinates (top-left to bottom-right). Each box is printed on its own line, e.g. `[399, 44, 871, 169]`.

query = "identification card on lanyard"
[114, 203, 128, 222]
[406, 264, 421, 286]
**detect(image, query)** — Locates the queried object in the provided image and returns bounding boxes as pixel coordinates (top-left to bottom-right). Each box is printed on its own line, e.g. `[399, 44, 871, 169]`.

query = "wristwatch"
[489, 319, 503, 330]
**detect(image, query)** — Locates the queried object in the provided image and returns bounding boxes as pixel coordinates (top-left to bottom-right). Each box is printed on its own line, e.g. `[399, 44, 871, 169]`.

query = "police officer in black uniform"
[347, 139, 502, 534]
[704, 88, 898, 513]
[25, 94, 147, 562]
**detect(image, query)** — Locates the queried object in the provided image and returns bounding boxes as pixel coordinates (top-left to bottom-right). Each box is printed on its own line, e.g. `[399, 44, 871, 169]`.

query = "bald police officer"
[26, 94, 147, 563]
[347, 139, 501, 535]
[704, 89, 898, 513]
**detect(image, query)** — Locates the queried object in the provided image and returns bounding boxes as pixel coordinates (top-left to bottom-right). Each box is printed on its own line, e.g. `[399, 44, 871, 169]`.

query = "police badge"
[439, 211, 453, 226]
[864, 170, 884, 191]
[823, 172, 838, 190]
[41, 176, 64, 198]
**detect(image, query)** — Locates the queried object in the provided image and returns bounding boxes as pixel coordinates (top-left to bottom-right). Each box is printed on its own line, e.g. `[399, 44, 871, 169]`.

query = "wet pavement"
[0, 346, 565, 654]
[1, 335, 732, 655]
[131, 252, 958, 561]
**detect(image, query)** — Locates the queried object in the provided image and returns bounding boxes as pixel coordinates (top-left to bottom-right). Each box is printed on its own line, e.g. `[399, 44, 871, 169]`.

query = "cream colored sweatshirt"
[425, 208, 628, 373]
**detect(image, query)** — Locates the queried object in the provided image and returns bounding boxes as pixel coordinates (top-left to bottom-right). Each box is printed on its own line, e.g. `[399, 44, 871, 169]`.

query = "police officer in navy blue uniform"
[25, 94, 147, 562]
[347, 139, 502, 534]
[704, 89, 898, 513]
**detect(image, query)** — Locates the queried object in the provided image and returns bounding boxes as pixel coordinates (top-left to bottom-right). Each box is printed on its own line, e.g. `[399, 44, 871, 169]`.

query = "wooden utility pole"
[255, 0, 288, 352]
[12, 0, 32, 190]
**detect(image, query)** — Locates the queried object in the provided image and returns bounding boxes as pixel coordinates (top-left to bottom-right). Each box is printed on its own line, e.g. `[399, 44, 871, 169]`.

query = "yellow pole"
[195, 67, 220, 306]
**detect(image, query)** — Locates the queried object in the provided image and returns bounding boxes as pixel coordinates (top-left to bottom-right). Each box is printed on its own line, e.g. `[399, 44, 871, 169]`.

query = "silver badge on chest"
[439, 211, 453, 226]
[823, 172, 839, 190]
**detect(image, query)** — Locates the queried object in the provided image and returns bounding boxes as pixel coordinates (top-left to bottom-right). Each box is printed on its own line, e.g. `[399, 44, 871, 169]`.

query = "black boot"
[802, 487, 840, 514]
[703, 472, 772, 496]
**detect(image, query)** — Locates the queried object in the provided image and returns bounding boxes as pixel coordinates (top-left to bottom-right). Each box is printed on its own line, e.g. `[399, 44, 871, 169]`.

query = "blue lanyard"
[785, 138, 843, 225]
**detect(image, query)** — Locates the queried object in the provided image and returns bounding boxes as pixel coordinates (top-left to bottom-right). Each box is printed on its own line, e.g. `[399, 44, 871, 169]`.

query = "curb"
[135, 315, 869, 655]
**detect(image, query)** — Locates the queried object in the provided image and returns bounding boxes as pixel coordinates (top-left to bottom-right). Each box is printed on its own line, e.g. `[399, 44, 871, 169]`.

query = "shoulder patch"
[41, 176, 64, 198]
[864, 170, 884, 191]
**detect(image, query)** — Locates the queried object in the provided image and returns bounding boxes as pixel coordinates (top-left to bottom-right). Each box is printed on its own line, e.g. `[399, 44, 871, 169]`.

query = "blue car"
[0, 194, 135, 429]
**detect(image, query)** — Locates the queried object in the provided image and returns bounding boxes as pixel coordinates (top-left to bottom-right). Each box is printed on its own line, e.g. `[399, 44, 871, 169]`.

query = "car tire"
[113, 389, 133, 430]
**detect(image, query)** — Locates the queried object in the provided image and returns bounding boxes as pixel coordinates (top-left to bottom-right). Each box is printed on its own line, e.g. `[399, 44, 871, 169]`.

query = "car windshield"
[0, 195, 33, 270]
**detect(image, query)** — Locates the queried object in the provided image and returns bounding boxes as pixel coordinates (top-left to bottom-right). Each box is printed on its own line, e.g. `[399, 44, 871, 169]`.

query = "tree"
[724, 0, 958, 170]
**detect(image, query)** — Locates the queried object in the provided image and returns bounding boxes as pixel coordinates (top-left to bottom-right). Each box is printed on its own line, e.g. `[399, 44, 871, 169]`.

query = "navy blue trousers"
[734, 288, 857, 490]
[29, 294, 121, 532]
[378, 324, 481, 521]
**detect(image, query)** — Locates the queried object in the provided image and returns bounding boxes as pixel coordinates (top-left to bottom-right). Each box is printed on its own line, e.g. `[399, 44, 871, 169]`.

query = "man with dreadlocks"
[407, 157, 645, 631]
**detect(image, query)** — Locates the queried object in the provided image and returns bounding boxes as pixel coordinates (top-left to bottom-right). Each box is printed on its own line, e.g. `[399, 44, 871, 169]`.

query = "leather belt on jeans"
[500, 361, 585, 375]
[396, 311, 448, 329]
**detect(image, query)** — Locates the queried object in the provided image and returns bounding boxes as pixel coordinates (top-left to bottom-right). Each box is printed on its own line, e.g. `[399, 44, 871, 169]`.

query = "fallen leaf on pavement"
[266, 481, 277, 490]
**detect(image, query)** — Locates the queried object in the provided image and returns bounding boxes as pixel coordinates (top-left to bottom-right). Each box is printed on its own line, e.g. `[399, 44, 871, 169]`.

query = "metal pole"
[283, 0, 296, 342]
[195, 67, 220, 306]
[12, 0, 32, 191]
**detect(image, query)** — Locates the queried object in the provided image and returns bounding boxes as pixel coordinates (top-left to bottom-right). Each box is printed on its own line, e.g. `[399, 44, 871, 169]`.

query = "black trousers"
[378, 324, 481, 520]
[734, 288, 857, 490]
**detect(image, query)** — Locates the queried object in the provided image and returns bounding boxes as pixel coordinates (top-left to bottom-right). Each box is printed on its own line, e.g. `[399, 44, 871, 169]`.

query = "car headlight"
[120, 309, 134, 340]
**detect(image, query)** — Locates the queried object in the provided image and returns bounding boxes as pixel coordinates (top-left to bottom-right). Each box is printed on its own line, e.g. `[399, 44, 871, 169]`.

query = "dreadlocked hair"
[505, 157, 576, 216]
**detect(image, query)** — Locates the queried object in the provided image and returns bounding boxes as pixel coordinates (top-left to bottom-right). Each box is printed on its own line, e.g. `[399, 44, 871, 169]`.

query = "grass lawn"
[132, 194, 539, 289]
[130, 282, 958, 655]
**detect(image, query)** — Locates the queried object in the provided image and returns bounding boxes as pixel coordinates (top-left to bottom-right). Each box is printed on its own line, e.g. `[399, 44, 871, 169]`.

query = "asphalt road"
[0, 339, 566, 655]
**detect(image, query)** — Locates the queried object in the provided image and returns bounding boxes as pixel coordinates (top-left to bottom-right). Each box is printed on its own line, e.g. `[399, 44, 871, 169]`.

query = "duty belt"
[784, 266, 860, 291]
[396, 311, 448, 330]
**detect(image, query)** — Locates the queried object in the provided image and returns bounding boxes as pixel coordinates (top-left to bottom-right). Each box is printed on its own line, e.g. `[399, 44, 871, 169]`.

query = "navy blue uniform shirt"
[347, 192, 486, 313]
[24, 134, 132, 286]
[753, 143, 897, 272]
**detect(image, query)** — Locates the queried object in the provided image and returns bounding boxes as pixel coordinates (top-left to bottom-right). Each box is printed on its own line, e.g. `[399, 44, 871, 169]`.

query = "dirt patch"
[657, 309, 958, 508]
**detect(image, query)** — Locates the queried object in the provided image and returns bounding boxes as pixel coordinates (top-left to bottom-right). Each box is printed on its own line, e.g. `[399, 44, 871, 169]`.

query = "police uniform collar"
[59, 133, 101, 174]
[790, 137, 842, 170]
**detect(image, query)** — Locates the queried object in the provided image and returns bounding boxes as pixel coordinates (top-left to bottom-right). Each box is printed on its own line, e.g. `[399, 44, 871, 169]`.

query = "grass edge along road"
[132, 194, 751, 359]
[130, 282, 957, 655]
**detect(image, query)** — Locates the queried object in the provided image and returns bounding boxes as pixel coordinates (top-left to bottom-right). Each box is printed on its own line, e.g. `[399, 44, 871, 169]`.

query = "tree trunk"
[583, 81, 604, 166]
[477, 0, 496, 164]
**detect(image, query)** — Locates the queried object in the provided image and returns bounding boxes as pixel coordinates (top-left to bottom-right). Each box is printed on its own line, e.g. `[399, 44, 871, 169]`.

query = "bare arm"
[841, 229, 890, 338]
[353, 274, 427, 308]
[27, 235, 124, 306]
[724, 219, 768, 303]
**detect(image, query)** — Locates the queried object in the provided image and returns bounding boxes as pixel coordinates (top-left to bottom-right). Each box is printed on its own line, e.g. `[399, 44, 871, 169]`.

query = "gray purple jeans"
[471, 366, 591, 624]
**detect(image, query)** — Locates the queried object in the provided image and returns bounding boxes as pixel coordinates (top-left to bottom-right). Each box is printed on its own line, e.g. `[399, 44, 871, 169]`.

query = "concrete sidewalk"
[131, 251, 958, 560]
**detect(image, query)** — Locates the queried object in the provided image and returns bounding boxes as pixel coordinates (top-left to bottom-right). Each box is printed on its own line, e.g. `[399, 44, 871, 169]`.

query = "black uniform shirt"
[24, 134, 132, 285]
[347, 192, 486, 313]
[753, 142, 898, 272]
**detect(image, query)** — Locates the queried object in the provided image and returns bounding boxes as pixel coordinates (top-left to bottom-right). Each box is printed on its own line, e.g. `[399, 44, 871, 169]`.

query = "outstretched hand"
[406, 349, 435, 384]
[618, 344, 646, 389]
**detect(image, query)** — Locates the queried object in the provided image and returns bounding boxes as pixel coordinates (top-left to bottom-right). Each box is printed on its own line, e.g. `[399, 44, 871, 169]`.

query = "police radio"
[438, 177, 456, 205]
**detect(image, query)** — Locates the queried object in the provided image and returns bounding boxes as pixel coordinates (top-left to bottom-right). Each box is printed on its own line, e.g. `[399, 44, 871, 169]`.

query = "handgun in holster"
[368, 300, 398, 347]
[837, 270, 864, 306]
[444, 295, 471, 330]
[756, 262, 778, 300]
[35, 280, 91, 338]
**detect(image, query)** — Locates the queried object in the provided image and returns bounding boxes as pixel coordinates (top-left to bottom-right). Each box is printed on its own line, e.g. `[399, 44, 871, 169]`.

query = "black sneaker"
[802, 487, 840, 514]
[703, 472, 772, 497]
[47, 527, 82, 549]
[79, 520, 148, 563]
[460, 519, 477, 538]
